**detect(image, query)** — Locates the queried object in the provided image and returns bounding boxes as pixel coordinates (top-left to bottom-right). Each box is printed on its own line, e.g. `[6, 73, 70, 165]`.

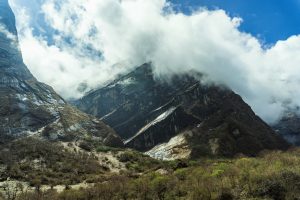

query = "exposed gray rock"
[0, 0, 123, 147]
[75, 63, 289, 157]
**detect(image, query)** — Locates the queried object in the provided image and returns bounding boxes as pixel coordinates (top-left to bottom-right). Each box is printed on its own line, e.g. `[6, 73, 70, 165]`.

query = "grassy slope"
[1, 145, 300, 200]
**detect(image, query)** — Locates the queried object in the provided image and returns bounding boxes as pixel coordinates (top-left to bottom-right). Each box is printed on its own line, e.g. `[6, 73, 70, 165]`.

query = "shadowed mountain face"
[0, 0, 122, 147]
[273, 112, 300, 146]
[0, 0, 34, 80]
[76, 63, 289, 158]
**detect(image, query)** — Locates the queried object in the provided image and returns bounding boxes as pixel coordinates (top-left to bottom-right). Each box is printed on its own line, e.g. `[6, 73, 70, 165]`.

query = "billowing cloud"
[8, 0, 300, 123]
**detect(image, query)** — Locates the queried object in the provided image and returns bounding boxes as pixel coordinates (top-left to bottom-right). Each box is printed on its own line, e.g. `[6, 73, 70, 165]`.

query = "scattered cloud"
[0, 23, 17, 42]
[8, 0, 300, 123]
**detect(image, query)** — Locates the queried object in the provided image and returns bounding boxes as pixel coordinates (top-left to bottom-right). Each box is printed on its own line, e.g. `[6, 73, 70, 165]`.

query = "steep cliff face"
[0, 0, 33, 80]
[76, 63, 289, 158]
[0, 0, 122, 147]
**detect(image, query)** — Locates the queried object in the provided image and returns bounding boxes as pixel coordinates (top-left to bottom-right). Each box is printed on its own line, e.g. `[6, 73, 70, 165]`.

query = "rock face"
[76, 63, 289, 158]
[272, 112, 300, 146]
[0, 0, 122, 147]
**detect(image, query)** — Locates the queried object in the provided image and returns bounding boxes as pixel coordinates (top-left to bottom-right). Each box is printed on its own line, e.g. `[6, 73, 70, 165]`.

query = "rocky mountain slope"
[272, 111, 300, 146]
[0, 0, 122, 147]
[75, 63, 289, 159]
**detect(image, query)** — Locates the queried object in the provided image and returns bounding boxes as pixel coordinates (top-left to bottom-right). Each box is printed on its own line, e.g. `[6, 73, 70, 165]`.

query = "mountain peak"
[0, 0, 35, 80]
[76, 63, 289, 159]
[0, 0, 17, 35]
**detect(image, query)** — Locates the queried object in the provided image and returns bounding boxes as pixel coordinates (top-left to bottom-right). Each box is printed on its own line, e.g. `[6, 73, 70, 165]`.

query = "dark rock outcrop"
[76, 63, 289, 157]
[0, 0, 122, 147]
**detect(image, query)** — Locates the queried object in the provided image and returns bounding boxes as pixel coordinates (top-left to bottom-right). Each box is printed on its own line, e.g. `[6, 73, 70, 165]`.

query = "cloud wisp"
[8, 0, 300, 123]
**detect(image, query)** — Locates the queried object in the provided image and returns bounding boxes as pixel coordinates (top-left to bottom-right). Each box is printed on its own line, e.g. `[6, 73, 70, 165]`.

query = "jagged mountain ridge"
[76, 63, 289, 158]
[0, 0, 122, 147]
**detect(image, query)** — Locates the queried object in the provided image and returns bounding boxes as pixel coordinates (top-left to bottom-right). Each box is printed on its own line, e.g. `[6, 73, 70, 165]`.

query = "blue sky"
[11, 0, 300, 45]
[9, 0, 300, 122]
[171, 0, 300, 44]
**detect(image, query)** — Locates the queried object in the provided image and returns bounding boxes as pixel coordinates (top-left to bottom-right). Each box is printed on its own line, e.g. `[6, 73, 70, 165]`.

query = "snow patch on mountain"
[108, 77, 135, 89]
[124, 107, 177, 144]
[145, 133, 191, 160]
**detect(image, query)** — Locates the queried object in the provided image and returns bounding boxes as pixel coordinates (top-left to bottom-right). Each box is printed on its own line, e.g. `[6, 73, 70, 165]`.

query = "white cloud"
[8, 0, 300, 123]
[0, 23, 17, 44]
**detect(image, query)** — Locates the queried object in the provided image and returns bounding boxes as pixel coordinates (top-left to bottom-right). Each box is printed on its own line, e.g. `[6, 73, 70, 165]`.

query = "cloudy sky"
[7, 0, 300, 123]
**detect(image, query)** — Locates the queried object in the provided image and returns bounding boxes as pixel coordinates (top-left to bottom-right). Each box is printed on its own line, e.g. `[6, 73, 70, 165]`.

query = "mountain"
[273, 112, 300, 146]
[75, 63, 289, 159]
[0, 0, 122, 147]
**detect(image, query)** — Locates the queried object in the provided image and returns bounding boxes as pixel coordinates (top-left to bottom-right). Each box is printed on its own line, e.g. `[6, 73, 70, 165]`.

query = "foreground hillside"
[2, 148, 300, 200]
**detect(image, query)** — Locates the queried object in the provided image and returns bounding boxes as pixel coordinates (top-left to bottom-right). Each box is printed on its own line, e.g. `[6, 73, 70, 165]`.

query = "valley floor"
[1, 146, 300, 200]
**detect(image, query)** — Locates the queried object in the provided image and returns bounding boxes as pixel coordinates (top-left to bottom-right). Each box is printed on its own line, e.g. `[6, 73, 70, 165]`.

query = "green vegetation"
[117, 151, 165, 173]
[0, 138, 107, 187]
[78, 139, 123, 153]
[2, 148, 300, 200]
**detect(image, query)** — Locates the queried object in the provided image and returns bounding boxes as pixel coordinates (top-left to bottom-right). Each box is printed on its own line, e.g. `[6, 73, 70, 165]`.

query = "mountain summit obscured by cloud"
[8, 0, 300, 123]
